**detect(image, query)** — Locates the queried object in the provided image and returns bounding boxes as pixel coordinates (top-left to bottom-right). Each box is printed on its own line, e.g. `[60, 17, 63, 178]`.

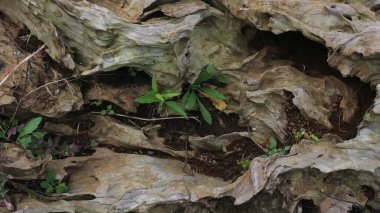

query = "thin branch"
[91, 111, 201, 123]
[0, 44, 46, 87]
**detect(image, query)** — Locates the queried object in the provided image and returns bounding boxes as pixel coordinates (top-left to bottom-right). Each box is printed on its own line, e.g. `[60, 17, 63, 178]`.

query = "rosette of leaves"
[262, 137, 291, 158]
[16, 117, 46, 149]
[135, 75, 187, 118]
[40, 171, 69, 194]
[182, 64, 228, 124]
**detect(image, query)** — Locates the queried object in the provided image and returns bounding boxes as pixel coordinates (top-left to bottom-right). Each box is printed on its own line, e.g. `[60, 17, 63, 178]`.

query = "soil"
[187, 138, 263, 180]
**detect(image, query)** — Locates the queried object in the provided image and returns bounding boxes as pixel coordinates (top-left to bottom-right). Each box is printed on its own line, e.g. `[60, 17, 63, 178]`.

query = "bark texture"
[0, 0, 379, 212]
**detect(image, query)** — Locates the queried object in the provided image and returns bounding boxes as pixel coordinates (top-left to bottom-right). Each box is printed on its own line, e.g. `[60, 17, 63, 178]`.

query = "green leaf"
[268, 137, 277, 149]
[17, 136, 33, 148]
[152, 75, 158, 93]
[32, 131, 46, 139]
[90, 100, 102, 106]
[284, 146, 291, 151]
[215, 74, 229, 84]
[100, 110, 107, 115]
[155, 93, 165, 102]
[200, 87, 226, 100]
[108, 110, 116, 115]
[206, 64, 215, 75]
[260, 154, 268, 158]
[182, 90, 191, 105]
[106, 105, 112, 110]
[17, 117, 42, 141]
[135, 92, 159, 104]
[162, 89, 180, 100]
[0, 132, 6, 139]
[45, 171, 56, 184]
[194, 64, 215, 84]
[309, 134, 319, 142]
[45, 185, 54, 194]
[197, 99, 212, 125]
[165, 101, 187, 118]
[186, 91, 197, 109]
[40, 181, 50, 189]
[56, 183, 69, 194]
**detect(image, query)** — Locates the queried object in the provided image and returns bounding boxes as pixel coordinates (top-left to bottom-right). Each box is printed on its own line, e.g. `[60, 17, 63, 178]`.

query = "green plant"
[135, 75, 187, 117]
[40, 171, 69, 194]
[308, 134, 319, 142]
[294, 129, 305, 142]
[127, 67, 137, 77]
[90, 100, 103, 107]
[100, 104, 116, 116]
[182, 64, 228, 124]
[262, 137, 291, 158]
[16, 117, 45, 149]
[237, 159, 250, 171]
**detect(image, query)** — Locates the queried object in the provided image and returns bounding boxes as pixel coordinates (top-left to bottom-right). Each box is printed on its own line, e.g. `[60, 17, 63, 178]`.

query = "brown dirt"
[187, 138, 263, 180]
[105, 103, 262, 181]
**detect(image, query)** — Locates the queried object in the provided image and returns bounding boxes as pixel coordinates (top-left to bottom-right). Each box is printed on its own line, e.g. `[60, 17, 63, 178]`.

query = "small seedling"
[16, 117, 46, 149]
[308, 134, 319, 142]
[182, 64, 228, 124]
[294, 129, 304, 142]
[90, 100, 103, 107]
[40, 171, 69, 194]
[100, 104, 116, 116]
[262, 137, 291, 158]
[135, 75, 187, 118]
[127, 67, 137, 77]
[237, 159, 250, 171]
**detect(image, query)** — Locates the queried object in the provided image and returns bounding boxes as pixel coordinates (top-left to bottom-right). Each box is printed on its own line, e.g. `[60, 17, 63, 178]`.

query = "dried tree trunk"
[1, 0, 380, 212]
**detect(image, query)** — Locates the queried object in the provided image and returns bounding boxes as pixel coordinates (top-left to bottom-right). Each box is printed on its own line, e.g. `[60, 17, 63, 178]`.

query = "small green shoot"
[262, 137, 291, 158]
[308, 134, 319, 142]
[90, 100, 103, 107]
[237, 159, 250, 171]
[40, 171, 69, 194]
[135, 75, 187, 118]
[127, 67, 137, 77]
[100, 104, 116, 116]
[182, 64, 228, 124]
[294, 129, 305, 142]
[16, 117, 45, 149]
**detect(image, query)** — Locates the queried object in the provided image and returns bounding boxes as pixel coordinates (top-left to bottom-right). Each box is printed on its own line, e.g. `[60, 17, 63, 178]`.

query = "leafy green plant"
[40, 171, 69, 194]
[90, 100, 116, 116]
[127, 67, 137, 77]
[262, 137, 291, 158]
[182, 64, 228, 124]
[308, 134, 319, 142]
[100, 104, 116, 116]
[294, 129, 305, 142]
[237, 159, 250, 171]
[16, 117, 45, 149]
[135, 75, 187, 117]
